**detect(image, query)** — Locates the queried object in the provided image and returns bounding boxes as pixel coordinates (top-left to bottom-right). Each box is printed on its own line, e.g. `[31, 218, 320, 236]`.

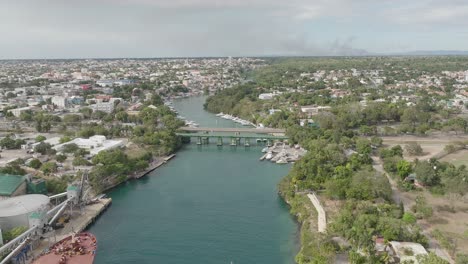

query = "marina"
[259, 142, 307, 164]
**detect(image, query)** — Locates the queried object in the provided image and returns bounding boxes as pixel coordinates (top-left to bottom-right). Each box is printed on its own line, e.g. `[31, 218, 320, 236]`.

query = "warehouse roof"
[0, 174, 25, 196]
[0, 194, 49, 217]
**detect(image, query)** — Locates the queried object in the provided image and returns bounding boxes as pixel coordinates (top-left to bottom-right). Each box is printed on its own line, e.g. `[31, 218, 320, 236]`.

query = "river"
[88, 96, 298, 264]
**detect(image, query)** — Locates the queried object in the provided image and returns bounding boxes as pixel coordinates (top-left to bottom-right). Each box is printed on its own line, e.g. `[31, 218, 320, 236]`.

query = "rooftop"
[0, 174, 25, 196]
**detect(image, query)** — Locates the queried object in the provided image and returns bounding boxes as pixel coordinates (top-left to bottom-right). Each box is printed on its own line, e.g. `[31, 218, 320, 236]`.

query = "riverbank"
[133, 154, 176, 179]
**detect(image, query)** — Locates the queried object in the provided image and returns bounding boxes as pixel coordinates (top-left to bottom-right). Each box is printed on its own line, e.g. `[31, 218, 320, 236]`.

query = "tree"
[72, 157, 91, 166]
[414, 161, 440, 186]
[397, 160, 412, 180]
[35, 135, 46, 142]
[40, 162, 58, 175]
[402, 212, 417, 225]
[28, 159, 42, 169]
[406, 142, 424, 156]
[370, 136, 383, 148]
[62, 143, 79, 154]
[79, 107, 93, 119]
[34, 143, 56, 155]
[356, 138, 372, 155]
[63, 114, 82, 123]
[55, 154, 67, 163]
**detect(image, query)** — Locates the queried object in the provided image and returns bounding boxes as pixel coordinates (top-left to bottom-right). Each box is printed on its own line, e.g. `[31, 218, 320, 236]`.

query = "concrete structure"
[0, 174, 26, 199]
[51, 96, 68, 108]
[90, 102, 114, 113]
[389, 241, 428, 263]
[7, 107, 33, 118]
[300, 105, 332, 115]
[0, 194, 49, 230]
[53, 135, 124, 156]
[258, 92, 282, 100]
[307, 193, 327, 233]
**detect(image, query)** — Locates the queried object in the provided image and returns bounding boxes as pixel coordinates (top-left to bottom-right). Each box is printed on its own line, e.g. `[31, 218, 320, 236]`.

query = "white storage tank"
[0, 194, 49, 231]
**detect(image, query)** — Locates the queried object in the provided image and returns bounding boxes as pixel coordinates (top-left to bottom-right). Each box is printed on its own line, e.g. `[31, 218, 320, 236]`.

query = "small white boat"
[276, 158, 288, 164]
[265, 152, 273, 160]
[216, 112, 224, 117]
[261, 147, 269, 153]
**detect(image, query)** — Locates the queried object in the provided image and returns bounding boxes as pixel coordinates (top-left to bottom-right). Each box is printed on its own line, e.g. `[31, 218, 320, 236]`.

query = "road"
[178, 126, 286, 134]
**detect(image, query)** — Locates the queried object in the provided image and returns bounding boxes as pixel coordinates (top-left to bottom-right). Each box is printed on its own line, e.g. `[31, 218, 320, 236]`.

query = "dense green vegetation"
[276, 125, 429, 263]
[203, 57, 468, 263]
[88, 148, 151, 192]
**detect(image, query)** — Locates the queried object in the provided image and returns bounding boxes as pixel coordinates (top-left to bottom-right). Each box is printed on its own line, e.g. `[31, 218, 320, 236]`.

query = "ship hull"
[33, 232, 97, 264]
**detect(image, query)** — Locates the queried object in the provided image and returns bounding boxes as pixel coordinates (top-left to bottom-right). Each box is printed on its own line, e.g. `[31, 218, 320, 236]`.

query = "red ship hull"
[33, 232, 97, 264]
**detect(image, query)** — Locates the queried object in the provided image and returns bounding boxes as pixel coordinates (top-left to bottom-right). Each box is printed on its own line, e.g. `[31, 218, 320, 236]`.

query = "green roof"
[0, 174, 25, 196]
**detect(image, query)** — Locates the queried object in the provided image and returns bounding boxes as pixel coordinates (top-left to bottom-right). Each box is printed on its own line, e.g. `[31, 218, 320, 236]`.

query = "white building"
[259, 91, 282, 100]
[8, 107, 33, 117]
[53, 135, 124, 156]
[91, 102, 114, 113]
[51, 96, 68, 108]
[300, 106, 332, 115]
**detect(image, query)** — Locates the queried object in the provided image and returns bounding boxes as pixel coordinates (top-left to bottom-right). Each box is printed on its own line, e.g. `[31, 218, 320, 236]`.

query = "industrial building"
[0, 174, 26, 199]
[0, 194, 50, 231]
[53, 135, 124, 156]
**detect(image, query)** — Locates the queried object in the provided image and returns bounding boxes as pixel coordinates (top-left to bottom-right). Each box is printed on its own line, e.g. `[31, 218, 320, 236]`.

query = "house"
[389, 241, 428, 263]
[300, 105, 331, 116]
[375, 238, 429, 263]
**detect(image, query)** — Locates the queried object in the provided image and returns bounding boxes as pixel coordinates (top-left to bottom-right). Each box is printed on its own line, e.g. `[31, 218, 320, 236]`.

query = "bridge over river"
[176, 127, 288, 146]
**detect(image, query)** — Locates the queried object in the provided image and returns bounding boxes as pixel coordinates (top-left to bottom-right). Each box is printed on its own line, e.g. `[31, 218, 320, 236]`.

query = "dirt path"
[372, 156, 454, 263]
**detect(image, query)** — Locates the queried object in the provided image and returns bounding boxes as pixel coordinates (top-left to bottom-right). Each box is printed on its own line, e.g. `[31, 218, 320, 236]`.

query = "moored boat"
[33, 232, 97, 264]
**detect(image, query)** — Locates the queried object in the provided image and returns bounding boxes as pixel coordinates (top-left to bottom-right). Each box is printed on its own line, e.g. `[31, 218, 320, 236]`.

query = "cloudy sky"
[0, 0, 467, 59]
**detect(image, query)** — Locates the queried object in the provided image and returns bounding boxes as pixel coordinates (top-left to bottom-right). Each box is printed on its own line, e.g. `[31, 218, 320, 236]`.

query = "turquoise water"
[88, 96, 298, 264]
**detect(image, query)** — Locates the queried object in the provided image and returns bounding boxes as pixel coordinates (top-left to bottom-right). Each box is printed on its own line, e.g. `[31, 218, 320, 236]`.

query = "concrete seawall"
[307, 193, 327, 233]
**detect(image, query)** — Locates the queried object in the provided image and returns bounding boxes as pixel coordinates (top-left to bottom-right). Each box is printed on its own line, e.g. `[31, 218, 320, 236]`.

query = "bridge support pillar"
[197, 137, 202, 145]
[217, 137, 223, 146]
[230, 137, 237, 146]
[244, 138, 250, 147]
[202, 137, 209, 144]
[267, 139, 272, 147]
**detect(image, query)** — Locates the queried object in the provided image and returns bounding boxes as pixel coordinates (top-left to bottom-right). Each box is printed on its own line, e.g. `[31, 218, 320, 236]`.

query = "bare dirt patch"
[440, 149, 468, 167]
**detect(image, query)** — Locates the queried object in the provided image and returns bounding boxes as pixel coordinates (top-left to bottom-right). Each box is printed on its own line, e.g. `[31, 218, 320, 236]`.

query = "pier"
[31, 198, 112, 259]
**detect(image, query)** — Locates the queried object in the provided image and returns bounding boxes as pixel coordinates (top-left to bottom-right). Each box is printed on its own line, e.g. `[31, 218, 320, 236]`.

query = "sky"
[0, 0, 467, 59]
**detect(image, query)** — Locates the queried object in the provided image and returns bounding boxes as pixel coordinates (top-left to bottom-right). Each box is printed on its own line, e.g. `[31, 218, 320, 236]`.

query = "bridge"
[176, 127, 288, 147]
[178, 127, 286, 134]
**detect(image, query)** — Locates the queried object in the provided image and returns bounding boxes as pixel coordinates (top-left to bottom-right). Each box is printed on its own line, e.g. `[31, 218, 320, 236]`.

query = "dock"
[30, 198, 112, 259]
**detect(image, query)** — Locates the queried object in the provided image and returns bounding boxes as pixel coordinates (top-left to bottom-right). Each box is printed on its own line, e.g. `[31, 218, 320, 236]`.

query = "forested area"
[278, 125, 446, 263]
